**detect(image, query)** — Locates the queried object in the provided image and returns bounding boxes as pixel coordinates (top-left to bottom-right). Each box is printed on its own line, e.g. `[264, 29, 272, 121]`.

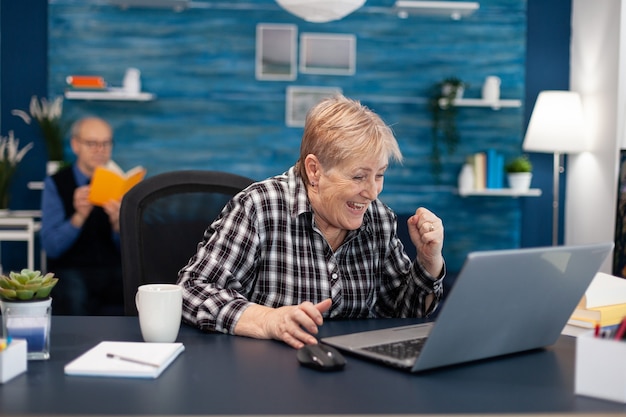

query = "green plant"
[505, 155, 533, 173]
[0, 269, 59, 301]
[428, 77, 466, 180]
[12, 95, 68, 162]
[0, 131, 34, 209]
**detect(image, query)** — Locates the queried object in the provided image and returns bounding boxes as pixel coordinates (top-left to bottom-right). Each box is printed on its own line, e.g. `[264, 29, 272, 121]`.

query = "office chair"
[119, 170, 255, 315]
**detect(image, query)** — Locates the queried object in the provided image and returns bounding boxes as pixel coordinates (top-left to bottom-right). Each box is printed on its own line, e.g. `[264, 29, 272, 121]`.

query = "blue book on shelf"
[495, 153, 504, 188]
[486, 149, 502, 189]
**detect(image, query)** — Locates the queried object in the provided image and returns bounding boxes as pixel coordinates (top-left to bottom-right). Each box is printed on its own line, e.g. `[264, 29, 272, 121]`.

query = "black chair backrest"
[119, 170, 255, 315]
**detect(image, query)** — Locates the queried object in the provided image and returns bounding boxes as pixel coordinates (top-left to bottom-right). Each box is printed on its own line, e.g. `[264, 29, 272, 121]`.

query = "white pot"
[441, 83, 464, 99]
[507, 172, 532, 191]
[46, 161, 62, 176]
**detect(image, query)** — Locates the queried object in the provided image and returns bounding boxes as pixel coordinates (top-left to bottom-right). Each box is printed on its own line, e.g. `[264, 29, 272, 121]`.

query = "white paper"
[64, 341, 184, 379]
[582, 272, 626, 308]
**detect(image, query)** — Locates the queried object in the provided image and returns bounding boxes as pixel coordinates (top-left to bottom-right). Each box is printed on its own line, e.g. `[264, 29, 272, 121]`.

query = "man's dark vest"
[47, 166, 121, 270]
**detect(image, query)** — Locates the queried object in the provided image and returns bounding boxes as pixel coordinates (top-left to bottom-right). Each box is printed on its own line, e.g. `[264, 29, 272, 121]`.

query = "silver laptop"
[322, 242, 614, 373]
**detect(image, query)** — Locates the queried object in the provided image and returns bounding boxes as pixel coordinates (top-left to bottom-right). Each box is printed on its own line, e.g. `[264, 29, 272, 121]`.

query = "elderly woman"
[177, 94, 445, 348]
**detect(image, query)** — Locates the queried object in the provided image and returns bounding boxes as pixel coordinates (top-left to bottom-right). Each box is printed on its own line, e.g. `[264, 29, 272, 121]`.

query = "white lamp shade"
[522, 91, 588, 153]
[275, 0, 366, 23]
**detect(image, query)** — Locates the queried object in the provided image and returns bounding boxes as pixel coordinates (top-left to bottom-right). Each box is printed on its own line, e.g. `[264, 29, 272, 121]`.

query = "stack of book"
[568, 272, 626, 328]
[467, 149, 505, 191]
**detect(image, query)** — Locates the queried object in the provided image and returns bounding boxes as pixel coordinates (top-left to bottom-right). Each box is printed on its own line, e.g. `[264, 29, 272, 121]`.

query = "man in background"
[40, 117, 123, 315]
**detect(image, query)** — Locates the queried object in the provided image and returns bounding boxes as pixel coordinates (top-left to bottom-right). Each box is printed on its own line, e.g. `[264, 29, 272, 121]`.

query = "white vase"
[458, 164, 475, 194]
[0, 298, 52, 360]
[123, 67, 141, 94]
[482, 75, 501, 104]
[507, 172, 532, 191]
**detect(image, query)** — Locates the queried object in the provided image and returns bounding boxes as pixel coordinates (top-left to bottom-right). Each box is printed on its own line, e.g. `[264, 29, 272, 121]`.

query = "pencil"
[106, 352, 160, 368]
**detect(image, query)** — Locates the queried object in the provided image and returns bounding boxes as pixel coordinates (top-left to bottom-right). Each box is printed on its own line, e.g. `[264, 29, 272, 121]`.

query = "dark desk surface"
[0, 316, 625, 415]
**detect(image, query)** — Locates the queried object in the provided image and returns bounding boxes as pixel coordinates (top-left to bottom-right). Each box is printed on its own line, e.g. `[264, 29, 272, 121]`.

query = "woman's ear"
[304, 154, 321, 185]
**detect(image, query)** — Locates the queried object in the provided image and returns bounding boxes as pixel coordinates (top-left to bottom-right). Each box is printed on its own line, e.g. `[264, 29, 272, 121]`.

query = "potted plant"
[505, 154, 533, 191]
[0, 269, 59, 360]
[12, 95, 69, 175]
[0, 131, 34, 210]
[428, 77, 466, 180]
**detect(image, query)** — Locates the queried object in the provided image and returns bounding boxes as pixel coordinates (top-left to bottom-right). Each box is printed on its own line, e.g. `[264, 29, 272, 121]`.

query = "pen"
[106, 352, 160, 368]
[614, 317, 626, 340]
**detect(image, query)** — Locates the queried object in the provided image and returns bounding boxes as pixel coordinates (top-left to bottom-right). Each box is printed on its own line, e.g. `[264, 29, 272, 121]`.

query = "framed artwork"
[299, 33, 356, 75]
[285, 86, 342, 127]
[256, 24, 297, 81]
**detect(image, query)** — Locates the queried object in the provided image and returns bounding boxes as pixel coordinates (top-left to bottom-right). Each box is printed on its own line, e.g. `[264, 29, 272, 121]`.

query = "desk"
[0, 210, 41, 271]
[0, 316, 625, 415]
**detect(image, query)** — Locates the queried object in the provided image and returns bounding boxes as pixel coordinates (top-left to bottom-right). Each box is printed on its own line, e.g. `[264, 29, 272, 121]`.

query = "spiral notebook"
[64, 341, 185, 379]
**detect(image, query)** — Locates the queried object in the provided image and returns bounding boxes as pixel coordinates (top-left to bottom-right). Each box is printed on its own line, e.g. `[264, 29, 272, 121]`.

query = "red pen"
[595, 322, 600, 337]
[614, 317, 626, 340]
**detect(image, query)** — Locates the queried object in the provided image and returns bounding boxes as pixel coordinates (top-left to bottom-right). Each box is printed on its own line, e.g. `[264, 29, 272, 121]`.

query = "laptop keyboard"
[363, 338, 426, 360]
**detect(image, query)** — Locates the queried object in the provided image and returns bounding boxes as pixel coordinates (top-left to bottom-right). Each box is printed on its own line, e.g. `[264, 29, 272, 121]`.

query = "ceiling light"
[275, 0, 366, 23]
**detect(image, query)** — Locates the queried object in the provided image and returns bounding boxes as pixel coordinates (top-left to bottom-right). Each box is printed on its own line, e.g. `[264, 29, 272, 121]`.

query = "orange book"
[88, 161, 146, 206]
[66, 75, 107, 89]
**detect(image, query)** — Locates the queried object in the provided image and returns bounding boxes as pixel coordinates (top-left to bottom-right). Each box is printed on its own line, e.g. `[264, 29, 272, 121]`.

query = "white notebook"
[64, 341, 185, 379]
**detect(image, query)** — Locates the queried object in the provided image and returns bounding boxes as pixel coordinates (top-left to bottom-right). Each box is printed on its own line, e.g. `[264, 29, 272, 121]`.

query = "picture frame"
[299, 33, 356, 75]
[285, 86, 343, 127]
[256, 24, 297, 81]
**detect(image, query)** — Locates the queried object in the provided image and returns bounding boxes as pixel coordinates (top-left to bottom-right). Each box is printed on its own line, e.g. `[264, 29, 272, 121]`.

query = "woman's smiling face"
[310, 154, 388, 235]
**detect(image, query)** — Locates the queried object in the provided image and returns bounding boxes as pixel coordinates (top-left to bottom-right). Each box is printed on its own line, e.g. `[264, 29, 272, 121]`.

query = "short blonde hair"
[295, 95, 402, 181]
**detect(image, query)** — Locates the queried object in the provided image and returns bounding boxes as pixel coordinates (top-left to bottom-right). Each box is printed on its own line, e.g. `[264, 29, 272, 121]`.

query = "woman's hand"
[407, 207, 444, 277]
[236, 298, 333, 348]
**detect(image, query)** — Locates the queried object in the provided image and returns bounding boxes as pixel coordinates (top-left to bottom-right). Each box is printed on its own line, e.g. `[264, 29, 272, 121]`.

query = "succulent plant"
[0, 269, 59, 301]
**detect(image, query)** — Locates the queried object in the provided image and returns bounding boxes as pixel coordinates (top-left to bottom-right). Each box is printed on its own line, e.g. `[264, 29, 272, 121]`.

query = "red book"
[66, 75, 106, 89]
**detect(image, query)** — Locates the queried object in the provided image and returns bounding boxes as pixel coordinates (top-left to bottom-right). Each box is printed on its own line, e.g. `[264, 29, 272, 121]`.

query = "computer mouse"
[297, 343, 346, 371]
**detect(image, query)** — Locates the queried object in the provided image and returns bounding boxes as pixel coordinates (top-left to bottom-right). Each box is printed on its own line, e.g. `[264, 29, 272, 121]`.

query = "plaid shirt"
[178, 167, 444, 334]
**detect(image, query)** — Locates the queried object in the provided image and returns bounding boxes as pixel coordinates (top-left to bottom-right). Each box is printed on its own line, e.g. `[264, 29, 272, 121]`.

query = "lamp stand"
[552, 152, 562, 246]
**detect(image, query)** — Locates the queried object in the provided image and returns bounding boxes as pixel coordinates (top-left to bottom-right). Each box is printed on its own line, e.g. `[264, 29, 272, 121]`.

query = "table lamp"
[522, 90, 588, 246]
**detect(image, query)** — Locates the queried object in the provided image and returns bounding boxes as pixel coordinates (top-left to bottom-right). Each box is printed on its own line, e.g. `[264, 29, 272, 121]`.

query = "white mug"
[135, 284, 182, 343]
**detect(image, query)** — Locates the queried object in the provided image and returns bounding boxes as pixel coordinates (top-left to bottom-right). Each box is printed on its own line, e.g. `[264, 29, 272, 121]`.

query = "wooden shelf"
[439, 98, 522, 110]
[458, 188, 542, 198]
[65, 89, 155, 101]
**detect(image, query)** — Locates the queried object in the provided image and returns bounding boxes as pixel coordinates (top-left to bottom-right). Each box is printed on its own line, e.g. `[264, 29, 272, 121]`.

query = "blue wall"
[521, 0, 572, 247]
[1, 0, 572, 273]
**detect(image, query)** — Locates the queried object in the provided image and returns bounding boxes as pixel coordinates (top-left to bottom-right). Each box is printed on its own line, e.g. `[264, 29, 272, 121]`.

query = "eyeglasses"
[78, 139, 113, 150]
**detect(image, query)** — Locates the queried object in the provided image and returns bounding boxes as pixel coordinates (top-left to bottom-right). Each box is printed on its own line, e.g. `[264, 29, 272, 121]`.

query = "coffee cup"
[135, 284, 182, 343]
